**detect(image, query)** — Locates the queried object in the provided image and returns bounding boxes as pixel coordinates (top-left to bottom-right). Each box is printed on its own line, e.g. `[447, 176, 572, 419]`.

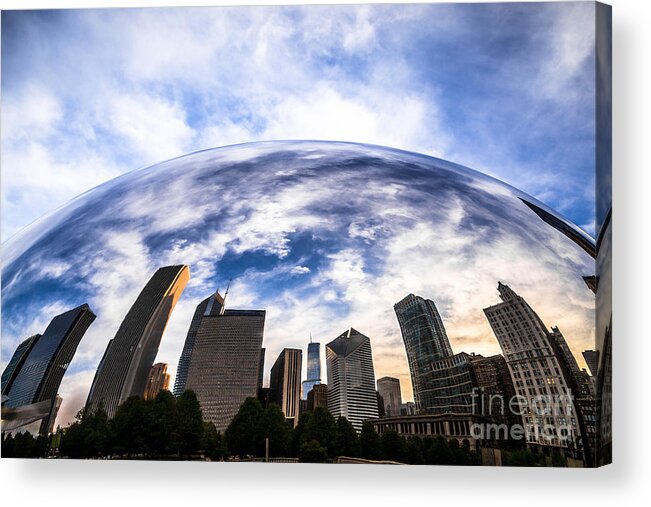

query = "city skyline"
[1, 3, 600, 434]
[1, 261, 596, 450]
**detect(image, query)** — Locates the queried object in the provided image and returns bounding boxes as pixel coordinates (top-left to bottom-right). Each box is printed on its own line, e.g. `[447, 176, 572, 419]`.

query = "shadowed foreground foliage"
[3, 394, 560, 466]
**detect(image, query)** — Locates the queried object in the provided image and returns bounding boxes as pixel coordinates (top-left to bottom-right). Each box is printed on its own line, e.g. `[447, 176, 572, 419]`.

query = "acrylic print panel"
[0, 2, 611, 467]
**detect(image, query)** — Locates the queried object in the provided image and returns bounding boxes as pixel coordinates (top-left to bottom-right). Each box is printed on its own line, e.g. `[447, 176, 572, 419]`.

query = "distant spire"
[220, 278, 232, 315]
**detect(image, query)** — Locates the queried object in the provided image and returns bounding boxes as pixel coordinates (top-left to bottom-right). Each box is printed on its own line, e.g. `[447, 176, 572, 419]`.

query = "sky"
[1, 3, 597, 241]
[0, 3, 599, 427]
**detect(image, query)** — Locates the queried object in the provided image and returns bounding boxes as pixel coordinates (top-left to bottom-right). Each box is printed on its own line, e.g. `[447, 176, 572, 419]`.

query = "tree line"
[224, 397, 481, 465]
[2, 393, 560, 466]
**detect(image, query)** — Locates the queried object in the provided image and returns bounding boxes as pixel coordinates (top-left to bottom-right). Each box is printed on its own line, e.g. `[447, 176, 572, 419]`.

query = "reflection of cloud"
[1, 142, 595, 427]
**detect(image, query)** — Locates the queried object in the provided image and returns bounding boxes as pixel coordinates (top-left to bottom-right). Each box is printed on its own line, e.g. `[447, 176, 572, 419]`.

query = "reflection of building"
[326, 328, 378, 431]
[369, 413, 494, 452]
[377, 377, 402, 417]
[173, 291, 224, 396]
[307, 383, 328, 411]
[427, 352, 478, 415]
[582, 350, 599, 377]
[483, 283, 586, 460]
[185, 306, 265, 432]
[401, 402, 416, 416]
[470, 354, 522, 445]
[258, 348, 265, 390]
[1, 334, 40, 396]
[144, 363, 171, 400]
[301, 340, 321, 399]
[394, 294, 453, 413]
[87, 266, 189, 418]
[257, 387, 277, 409]
[4, 304, 96, 434]
[269, 348, 302, 427]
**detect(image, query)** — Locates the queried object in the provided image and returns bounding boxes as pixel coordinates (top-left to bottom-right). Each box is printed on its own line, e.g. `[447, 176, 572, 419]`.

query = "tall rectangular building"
[269, 348, 302, 427]
[483, 282, 588, 462]
[307, 383, 328, 411]
[394, 294, 453, 413]
[301, 340, 321, 399]
[1, 334, 40, 397]
[173, 290, 224, 396]
[326, 328, 378, 432]
[86, 265, 189, 417]
[377, 377, 402, 417]
[185, 308, 265, 432]
[144, 362, 171, 400]
[4, 304, 96, 434]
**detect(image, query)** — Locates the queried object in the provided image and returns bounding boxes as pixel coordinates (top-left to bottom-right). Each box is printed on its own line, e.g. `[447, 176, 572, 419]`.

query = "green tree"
[381, 429, 405, 462]
[176, 390, 204, 456]
[302, 406, 336, 456]
[225, 397, 264, 457]
[360, 421, 381, 460]
[299, 439, 328, 463]
[148, 390, 179, 457]
[292, 412, 312, 457]
[110, 396, 150, 456]
[260, 403, 292, 457]
[404, 436, 425, 465]
[333, 416, 360, 458]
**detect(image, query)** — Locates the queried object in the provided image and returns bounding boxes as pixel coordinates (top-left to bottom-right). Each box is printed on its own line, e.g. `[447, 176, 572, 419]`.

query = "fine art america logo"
[470, 388, 577, 443]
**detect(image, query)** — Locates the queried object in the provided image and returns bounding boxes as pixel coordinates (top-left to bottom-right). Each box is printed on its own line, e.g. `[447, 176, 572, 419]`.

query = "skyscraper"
[470, 353, 522, 436]
[269, 348, 302, 427]
[582, 350, 599, 377]
[258, 348, 265, 390]
[4, 304, 96, 434]
[394, 294, 453, 413]
[377, 377, 402, 417]
[307, 383, 328, 411]
[185, 305, 265, 432]
[1, 334, 40, 396]
[173, 290, 224, 396]
[86, 265, 189, 417]
[144, 362, 171, 400]
[483, 282, 587, 461]
[301, 339, 321, 399]
[326, 328, 378, 431]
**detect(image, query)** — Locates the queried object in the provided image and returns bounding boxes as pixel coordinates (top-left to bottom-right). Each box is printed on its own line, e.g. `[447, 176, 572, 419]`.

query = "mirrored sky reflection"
[0, 141, 595, 428]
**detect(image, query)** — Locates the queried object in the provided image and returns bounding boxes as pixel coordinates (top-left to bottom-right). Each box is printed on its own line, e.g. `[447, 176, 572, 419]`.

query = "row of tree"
[225, 397, 481, 465]
[2, 393, 561, 466]
[3, 390, 218, 459]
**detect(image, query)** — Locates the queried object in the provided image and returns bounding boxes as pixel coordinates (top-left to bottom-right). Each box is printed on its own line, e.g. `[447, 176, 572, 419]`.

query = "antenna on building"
[220, 278, 232, 315]
[310, 332, 313, 344]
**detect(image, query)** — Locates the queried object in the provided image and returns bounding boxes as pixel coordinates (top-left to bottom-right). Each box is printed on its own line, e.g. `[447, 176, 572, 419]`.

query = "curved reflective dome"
[1, 141, 595, 423]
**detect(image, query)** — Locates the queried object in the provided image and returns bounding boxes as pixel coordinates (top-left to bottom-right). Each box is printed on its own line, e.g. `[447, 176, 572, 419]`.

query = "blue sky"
[1, 2, 597, 242]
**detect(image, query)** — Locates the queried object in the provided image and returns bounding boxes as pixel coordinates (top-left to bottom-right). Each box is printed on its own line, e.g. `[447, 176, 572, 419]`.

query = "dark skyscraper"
[326, 328, 378, 431]
[269, 348, 302, 427]
[173, 290, 224, 396]
[301, 339, 321, 399]
[377, 377, 402, 417]
[185, 304, 265, 432]
[4, 304, 96, 434]
[394, 294, 453, 413]
[1, 334, 40, 397]
[307, 383, 328, 411]
[258, 348, 266, 390]
[86, 265, 189, 417]
[582, 350, 599, 377]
